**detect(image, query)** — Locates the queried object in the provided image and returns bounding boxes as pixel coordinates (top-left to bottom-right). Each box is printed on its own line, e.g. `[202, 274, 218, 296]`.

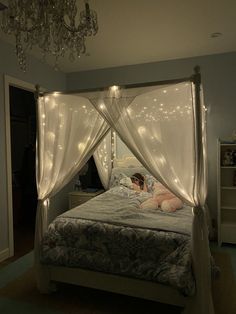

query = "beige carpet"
[0, 252, 235, 314]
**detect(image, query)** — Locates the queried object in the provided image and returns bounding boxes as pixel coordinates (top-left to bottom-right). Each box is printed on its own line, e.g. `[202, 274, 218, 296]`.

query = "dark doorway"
[80, 156, 104, 190]
[10, 86, 37, 259]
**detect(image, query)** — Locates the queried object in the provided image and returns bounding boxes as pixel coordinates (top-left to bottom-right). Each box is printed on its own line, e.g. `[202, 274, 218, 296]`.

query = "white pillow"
[119, 176, 133, 189]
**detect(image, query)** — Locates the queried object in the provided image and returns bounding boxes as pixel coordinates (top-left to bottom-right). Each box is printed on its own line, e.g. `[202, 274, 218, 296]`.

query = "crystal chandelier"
[0, 0, 98, 71]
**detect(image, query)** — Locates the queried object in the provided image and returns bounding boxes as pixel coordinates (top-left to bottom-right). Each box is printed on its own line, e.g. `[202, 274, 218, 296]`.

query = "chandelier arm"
[14, 25, 39, 33]
[7, 15, 39, 33]
[62, 19, 83, 34]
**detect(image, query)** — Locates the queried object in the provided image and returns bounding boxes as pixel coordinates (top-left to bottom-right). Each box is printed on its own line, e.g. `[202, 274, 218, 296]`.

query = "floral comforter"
[40, 186, 195, 296]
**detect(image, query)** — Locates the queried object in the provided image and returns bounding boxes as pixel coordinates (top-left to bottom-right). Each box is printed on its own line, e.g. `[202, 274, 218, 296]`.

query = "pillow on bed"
[109, 166, 147, 188]
[109, 167, 159, 192]
[119, 176, 133, 189]
[109, 172, 128, 188]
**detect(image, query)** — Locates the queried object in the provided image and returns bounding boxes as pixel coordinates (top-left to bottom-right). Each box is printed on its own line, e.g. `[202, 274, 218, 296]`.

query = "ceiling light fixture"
[0, 0, 98, 71]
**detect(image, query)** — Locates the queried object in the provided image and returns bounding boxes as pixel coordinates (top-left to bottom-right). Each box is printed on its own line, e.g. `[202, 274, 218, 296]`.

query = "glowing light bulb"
[110, 85, 119, 92]
[138, 126, 146, 135]
[78, 142, 85, 151]
[99, 103, 105, 110]
[47, 131, 55, 142]
[158, 156, 166, 165]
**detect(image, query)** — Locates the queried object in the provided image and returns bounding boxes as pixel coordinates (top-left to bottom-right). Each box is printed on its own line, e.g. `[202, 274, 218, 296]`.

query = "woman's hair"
[130, 173, 145, 190]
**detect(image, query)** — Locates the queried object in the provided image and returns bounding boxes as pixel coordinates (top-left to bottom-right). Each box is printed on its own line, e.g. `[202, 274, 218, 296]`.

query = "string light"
[138, 126, 146, 135]
[110, 85, 119, 92]
[47, 132, 56, 142]
[99, 103, 105, 110]
[78, 142, 86, 151]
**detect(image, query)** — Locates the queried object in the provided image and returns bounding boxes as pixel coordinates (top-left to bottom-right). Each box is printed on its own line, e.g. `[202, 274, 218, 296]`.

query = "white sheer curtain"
[187, 85, 213, 314]
[35, 93, 109, 257]
[92, 82, 212, 314]
[93, 130, 112, 189]
[92, 82, 195, 206]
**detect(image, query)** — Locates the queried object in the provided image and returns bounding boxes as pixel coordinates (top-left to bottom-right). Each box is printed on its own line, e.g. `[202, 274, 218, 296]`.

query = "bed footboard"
[38, 264, 189, 308]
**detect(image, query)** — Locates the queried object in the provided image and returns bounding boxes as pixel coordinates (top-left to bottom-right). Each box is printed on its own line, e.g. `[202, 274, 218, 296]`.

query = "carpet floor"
[0, 251, 235, 314]
[211, 251, 236, 314]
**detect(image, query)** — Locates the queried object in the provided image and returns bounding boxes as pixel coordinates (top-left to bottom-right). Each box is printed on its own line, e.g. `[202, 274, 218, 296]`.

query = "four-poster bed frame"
[34, 66, 214, 314]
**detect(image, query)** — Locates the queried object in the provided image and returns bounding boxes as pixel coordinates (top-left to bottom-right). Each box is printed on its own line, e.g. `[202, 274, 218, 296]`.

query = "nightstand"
[68, 190, 104, 209]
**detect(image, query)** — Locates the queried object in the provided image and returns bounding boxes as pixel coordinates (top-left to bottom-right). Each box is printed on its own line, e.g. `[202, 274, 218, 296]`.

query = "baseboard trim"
[0, 248, 10, 262]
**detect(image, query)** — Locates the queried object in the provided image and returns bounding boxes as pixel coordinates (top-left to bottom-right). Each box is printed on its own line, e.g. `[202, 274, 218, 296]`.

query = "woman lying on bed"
[120, 172, 183, 212]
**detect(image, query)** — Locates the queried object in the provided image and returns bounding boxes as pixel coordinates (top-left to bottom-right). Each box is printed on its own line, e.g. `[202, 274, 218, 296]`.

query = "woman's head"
[131, 173, 145, 190]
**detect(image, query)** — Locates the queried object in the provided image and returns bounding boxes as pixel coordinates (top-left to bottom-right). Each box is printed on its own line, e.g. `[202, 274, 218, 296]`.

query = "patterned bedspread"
[40, 186, 195, 296]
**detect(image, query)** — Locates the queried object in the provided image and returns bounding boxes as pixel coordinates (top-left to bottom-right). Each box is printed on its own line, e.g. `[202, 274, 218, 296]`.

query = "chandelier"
[0, 0, 98, 71]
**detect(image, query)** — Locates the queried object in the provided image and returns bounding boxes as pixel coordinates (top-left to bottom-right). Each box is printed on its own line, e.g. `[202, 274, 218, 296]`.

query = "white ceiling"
[1, 0, 236, 73]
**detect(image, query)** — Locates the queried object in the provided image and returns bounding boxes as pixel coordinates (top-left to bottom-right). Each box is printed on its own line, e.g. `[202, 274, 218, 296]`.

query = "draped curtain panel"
[93, 130, 112, 189]
[90, 82, 212, 314]
[37, 93, 109, 201]
[35, 93, 109, 250]
[187, 86, 213, 314]
[92, 83, 196, 206]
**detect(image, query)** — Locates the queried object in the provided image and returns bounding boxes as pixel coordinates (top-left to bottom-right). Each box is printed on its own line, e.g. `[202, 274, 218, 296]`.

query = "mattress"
[40, 186, 195, 296]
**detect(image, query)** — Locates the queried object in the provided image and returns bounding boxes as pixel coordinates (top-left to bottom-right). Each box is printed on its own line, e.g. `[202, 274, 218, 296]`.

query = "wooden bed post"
[184, 66, 215, 314]
[111, 129, 115, 169]
[192, 65, 202, 186]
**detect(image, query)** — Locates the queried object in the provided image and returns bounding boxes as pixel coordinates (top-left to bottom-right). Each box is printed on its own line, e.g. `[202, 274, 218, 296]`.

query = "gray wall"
[0, 40, 67, 255]
[67, 52, 236, 225]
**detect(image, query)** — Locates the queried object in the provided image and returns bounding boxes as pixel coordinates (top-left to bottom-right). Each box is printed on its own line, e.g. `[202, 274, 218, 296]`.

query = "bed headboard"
[113, 156, 142, 168]
[114, 133, 142, 168]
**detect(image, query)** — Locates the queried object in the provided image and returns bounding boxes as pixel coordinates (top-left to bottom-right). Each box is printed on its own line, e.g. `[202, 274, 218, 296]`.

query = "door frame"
[4, 75, 36, 257]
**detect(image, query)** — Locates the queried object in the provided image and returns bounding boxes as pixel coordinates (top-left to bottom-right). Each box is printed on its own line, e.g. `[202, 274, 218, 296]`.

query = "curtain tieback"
[43, 198, 50, 209]
[193, 206, 205, 240]
[37, 198, 50, 235]
[38, 198, 50, 209]
[193, 205, 204, 217]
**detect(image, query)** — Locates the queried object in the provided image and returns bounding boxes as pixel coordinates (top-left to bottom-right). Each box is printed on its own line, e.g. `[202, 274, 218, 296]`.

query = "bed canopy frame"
[34, 66, 214, 314]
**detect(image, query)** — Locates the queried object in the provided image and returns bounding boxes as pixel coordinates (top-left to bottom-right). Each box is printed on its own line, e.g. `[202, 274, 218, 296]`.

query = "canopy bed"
[34, 67, 214, 314]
